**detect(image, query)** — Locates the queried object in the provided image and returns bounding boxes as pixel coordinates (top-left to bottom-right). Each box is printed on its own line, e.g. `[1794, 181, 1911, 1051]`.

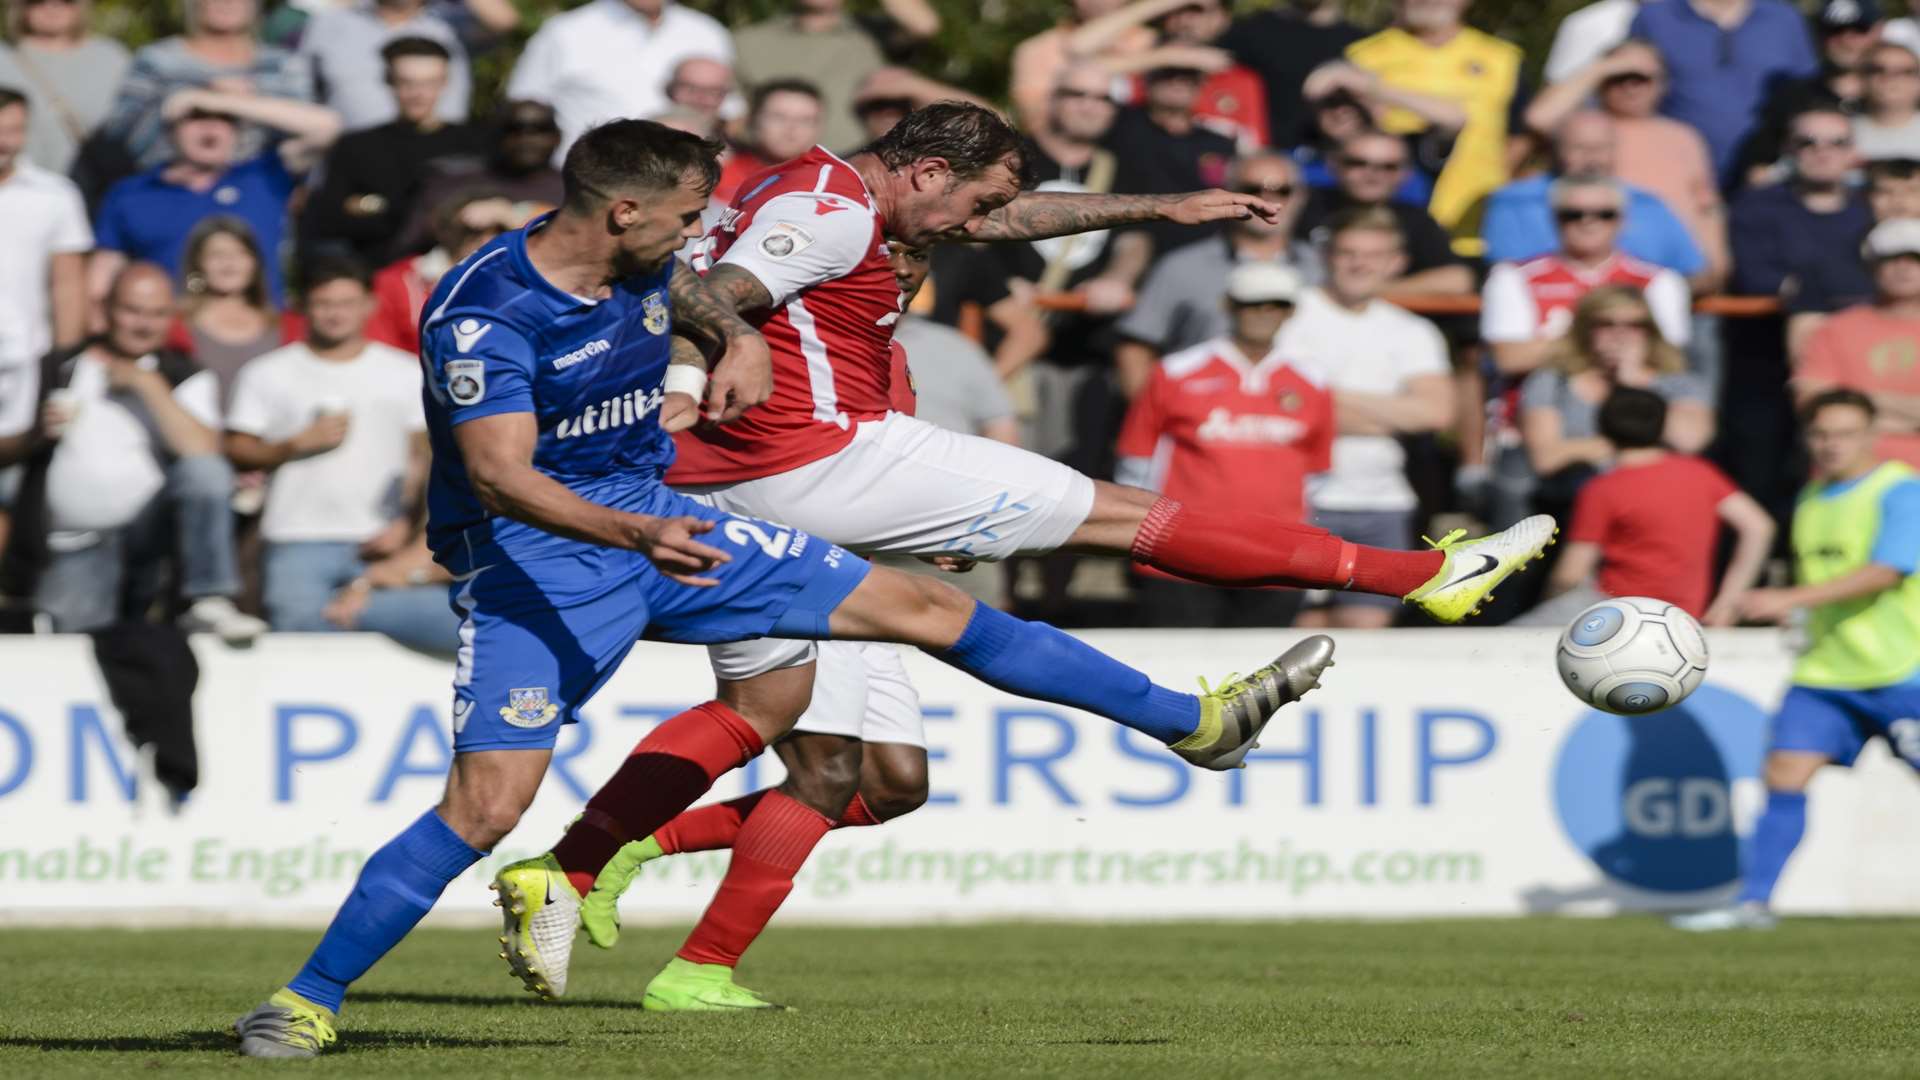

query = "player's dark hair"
[382, 35, 452, 68]
[1801, 387, 1877, 426]
[1327, 205, 1404, 249]
[1598, 387, 1668, 450]
[562, 118, 722, 213]
[750, 77, 822, 117]
[301, 255, 372, 297]
[0, 85, 26, 112]
[864, 101, 1030, 186]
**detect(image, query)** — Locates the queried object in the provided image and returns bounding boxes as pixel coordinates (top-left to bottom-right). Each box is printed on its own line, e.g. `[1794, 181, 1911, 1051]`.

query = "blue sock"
[287, 809, 484, 1013]
[936, 602, 1200, 743]
[1736, 790, 1807, 906]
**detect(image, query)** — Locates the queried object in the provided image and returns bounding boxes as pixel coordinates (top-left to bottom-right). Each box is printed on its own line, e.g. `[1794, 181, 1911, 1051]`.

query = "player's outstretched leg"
[1086, 484, 1556, 623]
[831, 567, 1336, 770]
[232, 751, 540, 1057]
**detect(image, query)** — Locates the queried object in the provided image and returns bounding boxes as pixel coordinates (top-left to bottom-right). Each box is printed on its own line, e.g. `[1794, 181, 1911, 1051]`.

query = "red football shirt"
[887, 338, 916, 416]
[1116, 338, 1332, 520]
[1568, 453, 1738, 617]
[669, 145, 902, 485]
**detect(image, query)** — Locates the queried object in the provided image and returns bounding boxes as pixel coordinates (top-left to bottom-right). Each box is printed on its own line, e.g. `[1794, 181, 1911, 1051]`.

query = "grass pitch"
[5, 918, 1918, 1079]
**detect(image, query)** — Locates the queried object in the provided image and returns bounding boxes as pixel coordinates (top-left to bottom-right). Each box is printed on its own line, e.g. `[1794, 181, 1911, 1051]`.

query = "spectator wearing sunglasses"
[392, 98, 561, 255]
[1487, 110, 1708, 285]
[1295, 130, 1474, 296]
[1728, 107, 1873, 306]
[1292, 60, 1462, 208]
[1854, 41, 1920, 160]
[1483, 174, 1691, 380]
[1115, 150, 1322, 395]
[1738, 0, 1880, 188]
[1527, 41, 1723, 286]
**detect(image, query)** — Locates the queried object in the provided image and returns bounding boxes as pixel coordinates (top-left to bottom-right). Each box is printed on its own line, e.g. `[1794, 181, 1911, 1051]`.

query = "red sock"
[552, 701, 764, 896]
[1131, 497, 1441, 596]
[676, 791, 833, 968]
[657, 791, 768, 855]
[836, 793, 882, 828]
[657, 790, 883, 862]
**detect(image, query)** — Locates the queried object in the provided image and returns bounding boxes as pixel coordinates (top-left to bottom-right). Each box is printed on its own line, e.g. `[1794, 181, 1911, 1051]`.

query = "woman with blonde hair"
[0, 0, 129, 173]
[100, 0, 313, 171]
[1520, 283, 1715, 493]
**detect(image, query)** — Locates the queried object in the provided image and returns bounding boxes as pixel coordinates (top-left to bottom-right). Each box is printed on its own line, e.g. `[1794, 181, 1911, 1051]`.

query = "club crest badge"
[445, 359, 485, 405]
[501, 687, 559, 728]
[642, 291, 669, 335]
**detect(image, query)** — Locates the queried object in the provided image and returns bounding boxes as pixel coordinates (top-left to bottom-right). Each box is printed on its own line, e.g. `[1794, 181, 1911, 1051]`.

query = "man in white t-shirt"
[0, 88, 90, 470]
[1277, 207, 1456, 628]
[225, 258, 447, 651]
[506, 0, 735, 161]
[20, 264, 264, 642]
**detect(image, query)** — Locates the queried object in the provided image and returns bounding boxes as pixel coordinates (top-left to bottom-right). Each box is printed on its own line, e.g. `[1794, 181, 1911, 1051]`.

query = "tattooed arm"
[667, 257, 773, 424]
[968, 189, 1281, 243]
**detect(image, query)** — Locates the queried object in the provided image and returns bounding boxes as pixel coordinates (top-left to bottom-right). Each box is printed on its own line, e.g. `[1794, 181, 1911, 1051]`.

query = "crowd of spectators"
[5, 0, 1920, 662]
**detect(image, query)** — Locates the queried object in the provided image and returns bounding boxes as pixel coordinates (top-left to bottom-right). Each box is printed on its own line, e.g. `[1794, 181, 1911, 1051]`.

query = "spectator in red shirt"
[1116, 262, 1333, 627]
[365, 192, 519, 355]
[1795, 218, 1920, 470]
[1530, 387, 1774, 626]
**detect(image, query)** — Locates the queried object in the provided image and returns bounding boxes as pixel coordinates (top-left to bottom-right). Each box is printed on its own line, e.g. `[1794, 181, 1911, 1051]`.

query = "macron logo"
[551, 339, 613, 371]
[555, 385, 665, 439]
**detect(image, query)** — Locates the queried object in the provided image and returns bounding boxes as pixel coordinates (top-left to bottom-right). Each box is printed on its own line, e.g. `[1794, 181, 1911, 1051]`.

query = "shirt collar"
[508, 213, 602, 310]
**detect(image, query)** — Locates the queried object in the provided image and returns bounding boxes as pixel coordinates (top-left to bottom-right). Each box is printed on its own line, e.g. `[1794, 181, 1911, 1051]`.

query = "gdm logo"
[1550, 684, 1768, 893]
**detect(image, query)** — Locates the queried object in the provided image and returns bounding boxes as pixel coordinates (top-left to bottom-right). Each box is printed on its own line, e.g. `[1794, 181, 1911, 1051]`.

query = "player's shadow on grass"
[2, 1033, 236, 1053]
[355, 990, 647, 1010]
[5, 1031, 568, 1053]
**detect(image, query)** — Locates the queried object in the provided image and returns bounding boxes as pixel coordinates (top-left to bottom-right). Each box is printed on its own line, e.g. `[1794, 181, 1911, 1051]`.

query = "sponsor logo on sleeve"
[759, 221, 815, 259]
[445, 359, 486, 405]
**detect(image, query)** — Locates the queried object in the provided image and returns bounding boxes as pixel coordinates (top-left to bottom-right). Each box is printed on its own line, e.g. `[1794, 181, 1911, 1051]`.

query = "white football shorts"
[690, 412, 1096, 743]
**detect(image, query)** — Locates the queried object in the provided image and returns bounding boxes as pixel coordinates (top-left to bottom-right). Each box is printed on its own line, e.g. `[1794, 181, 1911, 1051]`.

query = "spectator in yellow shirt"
[1346, 0, 1530, 255]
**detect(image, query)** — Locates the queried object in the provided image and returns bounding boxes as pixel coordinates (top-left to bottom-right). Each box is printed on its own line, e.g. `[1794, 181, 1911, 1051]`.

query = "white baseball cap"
[1226, 262, 1303, 304]
[1863, 218, 1920, 260]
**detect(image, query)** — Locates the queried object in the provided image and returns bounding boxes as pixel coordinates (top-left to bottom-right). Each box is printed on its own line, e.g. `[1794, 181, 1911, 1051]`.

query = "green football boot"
[1171, 634, 1336, 770]
[231, 988, 338, 1058]
[642, 957, 787, 1011]
[581, 835, 665, 949]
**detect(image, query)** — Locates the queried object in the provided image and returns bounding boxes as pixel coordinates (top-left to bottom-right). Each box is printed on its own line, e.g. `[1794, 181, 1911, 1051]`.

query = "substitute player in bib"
[524, 103, 1556, 1009]
[229, 120, 1331, 1057]
[1673, 390, 1920, 932]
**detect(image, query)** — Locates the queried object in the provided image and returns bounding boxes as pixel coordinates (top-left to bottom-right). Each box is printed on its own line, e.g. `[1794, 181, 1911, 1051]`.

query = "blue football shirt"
[419, 214, 678, 560]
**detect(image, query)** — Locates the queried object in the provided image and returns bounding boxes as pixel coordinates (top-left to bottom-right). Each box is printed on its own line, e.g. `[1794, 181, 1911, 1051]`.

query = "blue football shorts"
[1771, 682, 1920, 771]
[439, 485, 870, 752]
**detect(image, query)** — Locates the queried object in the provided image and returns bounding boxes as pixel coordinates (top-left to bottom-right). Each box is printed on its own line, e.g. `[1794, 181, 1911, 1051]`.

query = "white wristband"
[663, 364, 708, 399]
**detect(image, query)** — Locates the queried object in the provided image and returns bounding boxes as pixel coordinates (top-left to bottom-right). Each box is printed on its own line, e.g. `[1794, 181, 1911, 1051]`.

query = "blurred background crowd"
[3, 0, 1919, 660]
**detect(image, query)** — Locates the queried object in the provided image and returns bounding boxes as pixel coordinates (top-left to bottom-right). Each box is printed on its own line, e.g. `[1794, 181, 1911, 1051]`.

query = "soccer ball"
[1555, 597, 1709, 715]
